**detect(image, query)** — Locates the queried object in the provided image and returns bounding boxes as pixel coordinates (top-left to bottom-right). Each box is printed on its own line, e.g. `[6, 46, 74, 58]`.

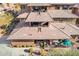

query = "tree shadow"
[0, 35, 10, 44]
[24, 49, 40, 56]
[33, 51, 40, 55]
[24, 49, 30, 53]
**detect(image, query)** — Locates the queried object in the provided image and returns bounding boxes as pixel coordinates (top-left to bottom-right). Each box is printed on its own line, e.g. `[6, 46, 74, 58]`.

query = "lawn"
[48, 48, 79, 56]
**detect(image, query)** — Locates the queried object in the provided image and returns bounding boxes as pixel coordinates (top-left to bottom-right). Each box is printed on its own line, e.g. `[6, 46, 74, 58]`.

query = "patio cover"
[16, 12, 28, 19]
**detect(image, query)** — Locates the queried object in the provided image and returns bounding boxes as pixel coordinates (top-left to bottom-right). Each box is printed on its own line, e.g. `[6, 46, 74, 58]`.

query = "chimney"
[39, 11, 40, 15]
[38, 27, 41, 32]
[71, 4, 79, 15]
[72, 8, 78, 14]
[37, 11, 40, 15]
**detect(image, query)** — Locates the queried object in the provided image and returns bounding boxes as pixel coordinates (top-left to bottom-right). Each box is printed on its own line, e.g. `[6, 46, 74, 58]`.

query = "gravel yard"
[0, 44, 30, 56]
[0, 35, 30, 56]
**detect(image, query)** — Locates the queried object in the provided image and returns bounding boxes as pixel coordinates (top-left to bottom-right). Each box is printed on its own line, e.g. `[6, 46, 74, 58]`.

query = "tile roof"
[7, 22, 69, 40]
[48, 10, 79, 18]
[26, 12, 53, 22]
[51, 23, 79, 35]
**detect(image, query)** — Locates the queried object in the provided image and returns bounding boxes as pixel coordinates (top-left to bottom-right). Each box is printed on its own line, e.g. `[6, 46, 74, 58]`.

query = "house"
[1, 3, 21, 11]
[71, 4, 79, 26]
[51, 23, 79, 40]
[7, 12, 79, 48]
[20, 3, 79, 25]
[20, 3, 75, 12]
[71, 4, 79, 15]
[16, 12, 29, 21]
[26, 3, 52, 12]
[47, 10, 79, 25]
[51, 4, 74, 10]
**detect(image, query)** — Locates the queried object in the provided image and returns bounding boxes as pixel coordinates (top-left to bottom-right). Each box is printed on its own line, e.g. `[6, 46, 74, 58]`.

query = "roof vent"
[28, 34, 32, 36]
[60, 26, 65, 29]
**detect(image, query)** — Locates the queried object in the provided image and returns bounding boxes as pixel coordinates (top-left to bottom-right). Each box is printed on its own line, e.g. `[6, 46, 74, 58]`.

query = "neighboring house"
[7, 12, 79, 47]
[2, 3, 13, 11]
[26, 3, 52, 12]
[47, 10, 79, 25]
[19, 3, 79, 25]
[20, 3, 75, 12]
[51, 4, 74, 10]
[20, 3, 28, 12]
[71, 4, 79, 26]
[0, 4, 4, 11]
[1, 3, 21, 11]
[72, 4, 79, 16]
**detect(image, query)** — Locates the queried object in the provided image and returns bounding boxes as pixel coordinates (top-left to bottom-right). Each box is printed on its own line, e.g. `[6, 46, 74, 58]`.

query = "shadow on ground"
[0, 35, 10, 44]
[24, 49, 40, 56]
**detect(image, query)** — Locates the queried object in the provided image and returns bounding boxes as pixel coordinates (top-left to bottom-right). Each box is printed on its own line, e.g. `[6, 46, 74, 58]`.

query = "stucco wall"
[53, 18, 77, 25]
[10, 40, 35, 47]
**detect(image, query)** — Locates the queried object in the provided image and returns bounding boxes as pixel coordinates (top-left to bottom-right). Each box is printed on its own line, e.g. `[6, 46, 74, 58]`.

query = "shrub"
[1, 29, 6, 34]
[0, 25, 7, 29]
[40, 48, 48, 56]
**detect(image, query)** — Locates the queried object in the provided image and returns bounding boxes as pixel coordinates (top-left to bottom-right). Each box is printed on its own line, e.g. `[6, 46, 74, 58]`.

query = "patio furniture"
[62, 39, 72, 47]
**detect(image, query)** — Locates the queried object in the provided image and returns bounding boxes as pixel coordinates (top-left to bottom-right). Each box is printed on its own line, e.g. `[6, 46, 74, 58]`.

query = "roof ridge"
[67, 23, 79, 31]
[10, 27, 23, 36]
[47, 11, 54, 21]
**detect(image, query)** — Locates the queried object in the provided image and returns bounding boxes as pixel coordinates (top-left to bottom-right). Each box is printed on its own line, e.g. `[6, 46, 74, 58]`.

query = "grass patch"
[48, 48, 79, 56]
